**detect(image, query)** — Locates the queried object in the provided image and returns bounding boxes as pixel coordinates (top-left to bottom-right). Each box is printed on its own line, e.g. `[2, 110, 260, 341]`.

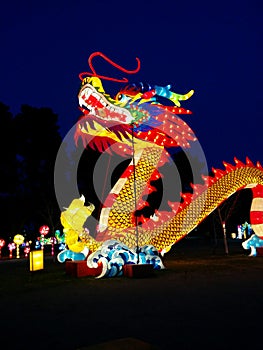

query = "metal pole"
[131, 123, 140, 263]
[217, 208, 229, 255]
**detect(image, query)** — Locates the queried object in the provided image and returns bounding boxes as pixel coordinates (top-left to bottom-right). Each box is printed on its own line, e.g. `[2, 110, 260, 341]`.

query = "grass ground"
[0, 237, 262, 349]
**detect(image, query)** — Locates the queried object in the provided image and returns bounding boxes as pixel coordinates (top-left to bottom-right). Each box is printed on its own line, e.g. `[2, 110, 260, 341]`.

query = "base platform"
[123, 263, 154, 278]
[256, 247, 263, 256]
[65, 260, 102, 277]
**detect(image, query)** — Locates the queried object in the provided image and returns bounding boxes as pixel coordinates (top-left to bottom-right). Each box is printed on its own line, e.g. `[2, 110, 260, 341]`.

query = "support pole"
[131, 123, 140, 263]
[217, 208, 229, 255]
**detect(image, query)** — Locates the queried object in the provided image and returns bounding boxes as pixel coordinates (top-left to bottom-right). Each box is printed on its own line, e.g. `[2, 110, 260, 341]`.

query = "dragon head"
[75, 75, 196, 156]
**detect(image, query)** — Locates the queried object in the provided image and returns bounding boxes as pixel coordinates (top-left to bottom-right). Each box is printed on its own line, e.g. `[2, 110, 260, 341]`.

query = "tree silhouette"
[0, 103, 17, 194]
[0, 103, 62, 242]
[0, 103, 18, 237]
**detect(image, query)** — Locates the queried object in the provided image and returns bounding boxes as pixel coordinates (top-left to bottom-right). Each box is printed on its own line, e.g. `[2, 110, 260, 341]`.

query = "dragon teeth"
[78, 83, 133, 123]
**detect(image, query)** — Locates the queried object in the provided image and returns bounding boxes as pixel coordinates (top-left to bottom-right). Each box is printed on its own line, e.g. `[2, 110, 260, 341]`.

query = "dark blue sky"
[1, 0, 262, 170]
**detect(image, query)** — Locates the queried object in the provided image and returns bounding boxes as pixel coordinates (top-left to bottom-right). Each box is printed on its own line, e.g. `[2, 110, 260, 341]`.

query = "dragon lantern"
[57, 52, 263, 277]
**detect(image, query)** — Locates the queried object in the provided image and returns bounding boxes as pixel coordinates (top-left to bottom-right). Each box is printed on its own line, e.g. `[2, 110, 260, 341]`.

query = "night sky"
[1, 0, 262, 170]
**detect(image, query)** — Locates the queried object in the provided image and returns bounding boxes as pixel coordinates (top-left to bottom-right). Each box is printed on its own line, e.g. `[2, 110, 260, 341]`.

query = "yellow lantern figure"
[13, 234, 24, 259]
[30, 250, 44, 271]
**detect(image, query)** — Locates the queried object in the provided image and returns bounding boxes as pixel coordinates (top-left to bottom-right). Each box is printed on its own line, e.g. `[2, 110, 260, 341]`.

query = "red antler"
[79, 51, 141, 83]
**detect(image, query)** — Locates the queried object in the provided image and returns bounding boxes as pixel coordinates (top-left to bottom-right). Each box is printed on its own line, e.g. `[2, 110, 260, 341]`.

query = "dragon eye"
[116, 93, 123, 101]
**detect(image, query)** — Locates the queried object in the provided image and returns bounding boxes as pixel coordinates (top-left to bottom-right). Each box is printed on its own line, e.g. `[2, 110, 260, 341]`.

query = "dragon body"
[60, 53, 263, 263]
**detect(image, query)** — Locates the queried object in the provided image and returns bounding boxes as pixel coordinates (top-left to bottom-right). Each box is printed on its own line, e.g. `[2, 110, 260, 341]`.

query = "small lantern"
[29, 250, 44, 271]
[13, 234, 24, 259]
[8, 242, 16, 258]
[0, 238, 5, 258]
[39, 225, 50, 250]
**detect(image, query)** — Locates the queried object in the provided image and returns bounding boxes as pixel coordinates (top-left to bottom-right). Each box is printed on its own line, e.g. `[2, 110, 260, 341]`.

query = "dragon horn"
[169, 89, 194, 107]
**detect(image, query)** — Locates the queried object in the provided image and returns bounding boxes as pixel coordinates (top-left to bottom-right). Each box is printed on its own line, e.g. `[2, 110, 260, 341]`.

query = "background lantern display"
[8, 242, 16, 258]
[39, 225, 50, 250]
[24, 242, 30, 258]
[13, 234, 25, 258]
[0, 238, 5, 258]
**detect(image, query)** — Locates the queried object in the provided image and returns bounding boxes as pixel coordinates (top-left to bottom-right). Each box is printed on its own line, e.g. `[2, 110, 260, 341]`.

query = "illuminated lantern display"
[8, 242, 16, 258]
[23, 242, 30, 258]
[39, 225, 49, 250]
[55, 230, 65, 251]
[49, 236, 56, 256]
[57, 52, 263, 277]
[237, 225, 243, 239]
[55, 230, 65, 243]
[35, 240, 41, 250]
[0, 238, 5, 258]
[238, 221, 252, 239]
[13, 234, 25, 259]
[30, 250, 44, 271]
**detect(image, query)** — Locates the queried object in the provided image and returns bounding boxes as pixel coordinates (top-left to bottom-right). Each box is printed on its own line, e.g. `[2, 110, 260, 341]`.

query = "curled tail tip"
[185, 89, 194, 99]
[178, 89, 194, 102]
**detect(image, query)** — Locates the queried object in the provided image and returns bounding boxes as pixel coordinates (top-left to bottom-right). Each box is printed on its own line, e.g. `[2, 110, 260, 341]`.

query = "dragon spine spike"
[246, 156, 254, 166]
[223, 161, 235, 172]
[191, 183, 208, 195]
[213, 168, 226, 179]
[201, 174, 212, 184]
[257, 161, 263, 170]
[234, 157, 245, 167]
